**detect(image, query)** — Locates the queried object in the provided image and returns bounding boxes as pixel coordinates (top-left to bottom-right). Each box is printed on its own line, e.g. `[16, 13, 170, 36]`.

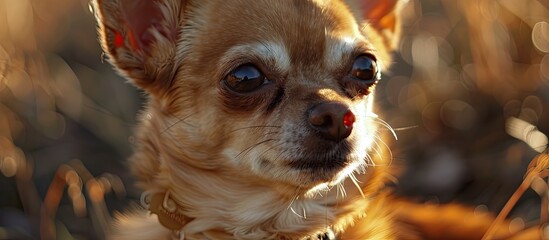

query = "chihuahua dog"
[93, 0, 406, 239]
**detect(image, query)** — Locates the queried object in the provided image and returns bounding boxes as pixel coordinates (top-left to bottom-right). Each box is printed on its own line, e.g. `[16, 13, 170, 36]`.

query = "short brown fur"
[93, 0, 407, 239]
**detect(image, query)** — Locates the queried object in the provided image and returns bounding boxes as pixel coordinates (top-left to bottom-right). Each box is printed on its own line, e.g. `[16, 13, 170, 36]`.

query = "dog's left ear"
[92, 0, 185, 95]
[346, 0, 407, 51]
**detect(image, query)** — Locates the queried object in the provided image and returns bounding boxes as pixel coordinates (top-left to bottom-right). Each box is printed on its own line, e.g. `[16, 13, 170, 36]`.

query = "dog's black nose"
[307, 102, 355, 142]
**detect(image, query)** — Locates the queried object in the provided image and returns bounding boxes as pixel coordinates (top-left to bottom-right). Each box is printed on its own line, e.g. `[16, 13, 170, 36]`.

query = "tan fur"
[93, 0, 405, 239]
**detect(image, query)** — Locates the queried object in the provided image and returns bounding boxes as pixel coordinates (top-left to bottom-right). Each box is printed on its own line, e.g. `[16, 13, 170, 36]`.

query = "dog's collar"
[317, 229, 337, 240]
[141, 191, 337, 240]
[141, 191, 192, 238]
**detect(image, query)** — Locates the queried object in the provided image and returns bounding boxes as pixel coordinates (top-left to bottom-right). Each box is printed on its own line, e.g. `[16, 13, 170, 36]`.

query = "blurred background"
[0, 0, 548, 239]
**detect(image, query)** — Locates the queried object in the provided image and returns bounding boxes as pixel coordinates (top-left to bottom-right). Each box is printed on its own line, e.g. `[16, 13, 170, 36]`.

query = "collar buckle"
[141, 190, 191, 236]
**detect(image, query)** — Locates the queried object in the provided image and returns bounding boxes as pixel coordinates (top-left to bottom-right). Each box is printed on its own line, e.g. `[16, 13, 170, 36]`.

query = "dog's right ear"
[92, 0, 185, 95]
[345, 0, 407, 51]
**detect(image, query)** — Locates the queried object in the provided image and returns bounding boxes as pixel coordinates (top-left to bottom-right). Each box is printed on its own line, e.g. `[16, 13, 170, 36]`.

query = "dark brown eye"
[350, 55, 378, 83]
[224, 64, 267, 93]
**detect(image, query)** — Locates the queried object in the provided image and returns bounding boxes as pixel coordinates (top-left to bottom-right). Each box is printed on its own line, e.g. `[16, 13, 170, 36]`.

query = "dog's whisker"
[324, 200, 328, 234]
[358, 165, 367, 174]
[257, 142, 284, 160]
[287, 193, 308, 219]
[390, 125, 419, 132]
[363, 153, 376, 167]
[160, 111, 199, 135]
[228, 125, 282, 134]
[286, 194, 298, 210]
[337, 181, 347, 199]
[289, 206, 305, 219]
[263, 131, 281, 136]
[349, 173, 365, 198]
[271, 147, 290, 166]
[290, 205, 308, 219]
[354, 162, 367, 174]
[374, 120, 397, 141]
[368, 138, 384, 165]
[217, 130, 279, 145]
[371, 135, 394, 167]
[236, 139, 275, 158]
[359, 115, 398, 140]
[316, 190, 325, 198]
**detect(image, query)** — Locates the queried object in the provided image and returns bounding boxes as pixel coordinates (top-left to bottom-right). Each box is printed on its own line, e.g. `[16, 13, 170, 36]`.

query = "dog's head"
[93, 0, 404, 191]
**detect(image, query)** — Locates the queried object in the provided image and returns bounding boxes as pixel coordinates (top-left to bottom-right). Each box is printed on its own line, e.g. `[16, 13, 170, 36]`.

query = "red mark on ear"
[361, 0, 397, 22]
[127, 29, 139, 50]
[113, 29, 138, 50]
[114, 31, 124, 48]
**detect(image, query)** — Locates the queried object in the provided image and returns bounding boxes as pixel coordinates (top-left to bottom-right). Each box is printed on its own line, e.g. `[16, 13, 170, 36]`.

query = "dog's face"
[94, 0, 402, 190]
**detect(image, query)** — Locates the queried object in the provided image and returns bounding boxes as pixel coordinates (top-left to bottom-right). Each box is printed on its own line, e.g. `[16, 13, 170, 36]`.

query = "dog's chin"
[256, 153, 364, 190]
[292, 157, 363, 188]
[299, 165, 361, 190]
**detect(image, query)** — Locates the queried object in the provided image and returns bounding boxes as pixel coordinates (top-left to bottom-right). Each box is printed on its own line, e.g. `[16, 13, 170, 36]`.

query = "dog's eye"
[350, 55, 379, 83]
[225, 64, 267, 93]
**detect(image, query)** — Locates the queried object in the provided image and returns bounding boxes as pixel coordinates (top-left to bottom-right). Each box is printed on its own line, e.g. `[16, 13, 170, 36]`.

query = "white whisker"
[369, 138, 384, 164]
[286, 194, 299, 210]
[337, 181, 347, 199]
[357, 164, 367, 174]
[373, 134, 394, 167]
[364, 153, 376, 167]
[360, 114, 398, 140]
[290, 206, 306, 219]
[349, 173, 365, 198]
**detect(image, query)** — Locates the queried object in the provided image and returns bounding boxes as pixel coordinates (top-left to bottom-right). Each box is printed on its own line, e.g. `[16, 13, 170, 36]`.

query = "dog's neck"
[122, 102, 389, 239]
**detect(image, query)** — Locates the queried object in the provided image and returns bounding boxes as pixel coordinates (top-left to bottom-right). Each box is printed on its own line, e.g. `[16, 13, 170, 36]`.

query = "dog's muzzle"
[307, 102, 355, 142]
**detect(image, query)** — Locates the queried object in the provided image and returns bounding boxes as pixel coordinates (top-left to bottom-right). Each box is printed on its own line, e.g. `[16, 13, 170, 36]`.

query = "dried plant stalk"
[482, 153, 549, 240]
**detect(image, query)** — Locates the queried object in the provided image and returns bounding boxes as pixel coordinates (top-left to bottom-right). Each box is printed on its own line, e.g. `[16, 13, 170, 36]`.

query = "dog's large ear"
[346, 0, 407, 51]
[92, 0, 185, 95]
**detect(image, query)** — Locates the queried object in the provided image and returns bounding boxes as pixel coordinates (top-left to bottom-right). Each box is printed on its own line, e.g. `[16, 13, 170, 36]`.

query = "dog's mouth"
[286, 141, 354, 171]
[258, 140, 366, 187]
